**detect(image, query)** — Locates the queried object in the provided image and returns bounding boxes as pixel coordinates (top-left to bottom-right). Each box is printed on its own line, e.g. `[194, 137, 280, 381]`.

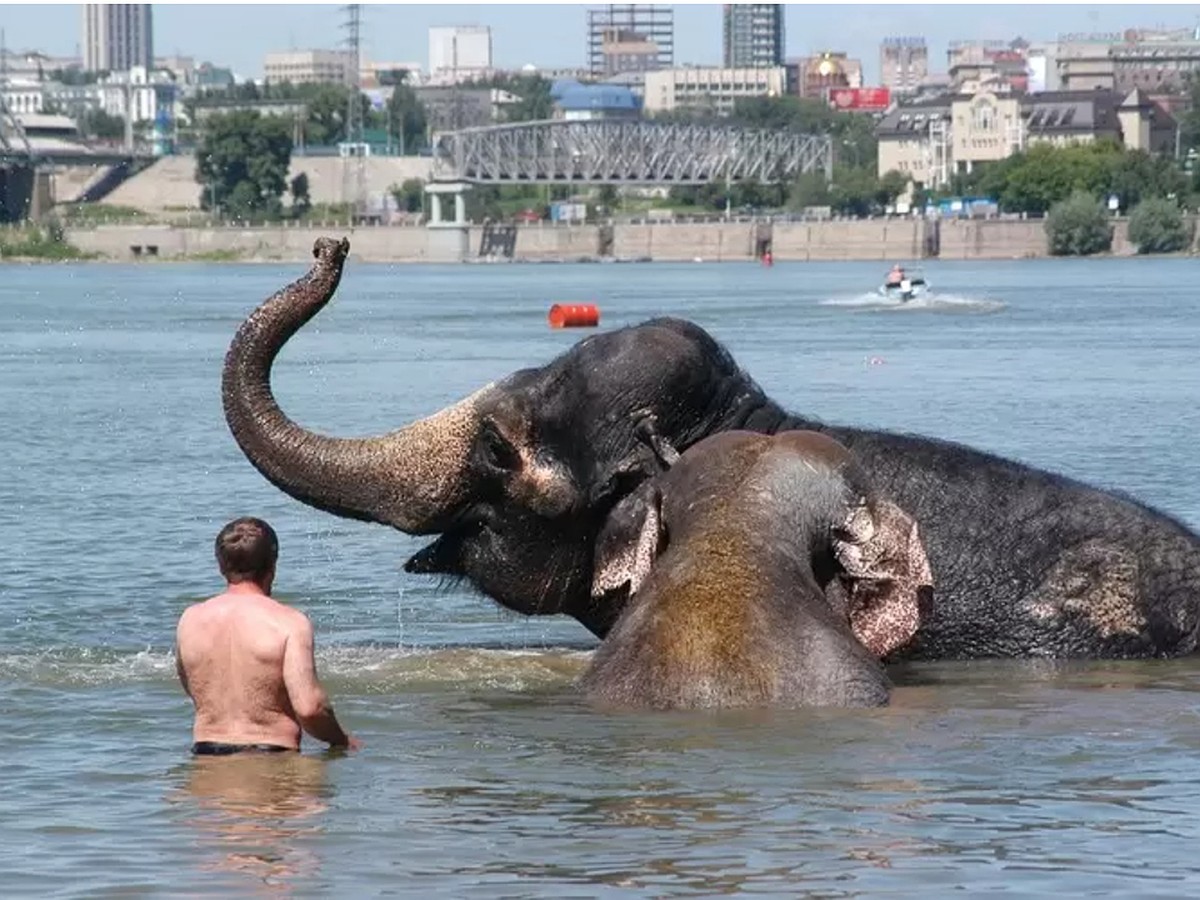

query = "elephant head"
[582, 430, 934, 708]
[222, 238, 805, 635]
[591, 430, 934, 665]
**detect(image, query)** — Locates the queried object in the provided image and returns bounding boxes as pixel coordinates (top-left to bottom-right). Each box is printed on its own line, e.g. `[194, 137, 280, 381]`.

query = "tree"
[386, 81, 428, 153]
[787, 171, 832, 210]
[477, 73, 554, 122]
[1107, 150, 1187, 212]
[389, 178, 425, 213]
[298, 83, 350, 145]
[77, 108, 126, 140]
[875, 169, 910, 208]
[196, 110, 293, 219]
[828, 166, 881, 217]
[1127, 197, 1192, 253]
[596, 184, 619, 211]
[50, 66, 102, 85]
[1044, 190, 1112, 256]
[290, 172, 312, 217]
[1179, 75, 1200, 156]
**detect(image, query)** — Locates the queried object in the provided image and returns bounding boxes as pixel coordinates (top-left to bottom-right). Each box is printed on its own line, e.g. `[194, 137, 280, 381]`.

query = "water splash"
[0, 644, 593, 693]
[820, 292, 1007, 314]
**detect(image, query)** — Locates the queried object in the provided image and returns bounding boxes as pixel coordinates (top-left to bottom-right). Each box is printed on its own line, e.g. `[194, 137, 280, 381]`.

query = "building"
[360, 60, 423, 89]
[1, 79, 46, 116]
[194, 62, 236, 90]
[722, 5, 785, 69]
[642, 65, 786, 116]
[947, 40, 1030, 93]
[880, 37, 927, 97]
[587, 5, 674, 78]
[1054, 28, 1200, 95]
[0, 77, 102, 121]
[0, 48, 84, 82]
[97, 65, 180, 126]
[876, 87, 1177, 192]
[550, 80, 641, 120]
[263, 50, 353, 86]
[523, 65, 594, 83]
[82, 4, 153, 72]
[1112, 28, 1200, 93]
[428, 26, 492, 82]
[785, 52, 863, 99]
[154, 55, 195, 85]
[414, 85, 517, 132]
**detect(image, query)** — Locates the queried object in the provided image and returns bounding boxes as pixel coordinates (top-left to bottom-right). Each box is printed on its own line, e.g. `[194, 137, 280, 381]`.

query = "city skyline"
[0, 4, 1198, 84]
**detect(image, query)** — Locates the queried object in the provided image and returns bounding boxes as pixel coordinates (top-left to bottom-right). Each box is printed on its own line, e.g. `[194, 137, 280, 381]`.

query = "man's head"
[215, 517, 278, 591]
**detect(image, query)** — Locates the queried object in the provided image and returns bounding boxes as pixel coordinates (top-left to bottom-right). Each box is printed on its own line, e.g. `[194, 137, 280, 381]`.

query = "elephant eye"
[480, 424, 521, 472]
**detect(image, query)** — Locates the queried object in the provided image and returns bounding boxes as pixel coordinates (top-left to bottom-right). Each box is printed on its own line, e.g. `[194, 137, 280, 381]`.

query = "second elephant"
[583, 430, 935, 710]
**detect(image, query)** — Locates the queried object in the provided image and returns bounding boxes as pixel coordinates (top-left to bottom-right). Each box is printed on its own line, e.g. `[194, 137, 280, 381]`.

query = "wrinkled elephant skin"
[584, 430, 934, 710]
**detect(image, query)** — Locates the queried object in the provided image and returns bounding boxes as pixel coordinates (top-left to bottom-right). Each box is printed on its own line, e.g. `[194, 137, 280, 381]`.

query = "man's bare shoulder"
[178, 592, 309, 634]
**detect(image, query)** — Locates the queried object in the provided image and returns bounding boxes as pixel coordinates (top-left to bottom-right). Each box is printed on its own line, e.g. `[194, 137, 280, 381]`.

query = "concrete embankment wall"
[59, 215, 1198, 263]
[772, 219, 926, 260]
[65, 223, 435, 262]
[96, 153, 436, 211]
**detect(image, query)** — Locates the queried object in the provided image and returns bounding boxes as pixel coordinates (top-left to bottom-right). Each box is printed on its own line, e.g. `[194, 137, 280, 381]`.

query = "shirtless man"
[176, 516, 360, 755]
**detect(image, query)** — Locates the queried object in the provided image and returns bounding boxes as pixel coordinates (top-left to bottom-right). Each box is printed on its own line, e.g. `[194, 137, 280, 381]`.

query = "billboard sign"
[829, 87, 892, 111]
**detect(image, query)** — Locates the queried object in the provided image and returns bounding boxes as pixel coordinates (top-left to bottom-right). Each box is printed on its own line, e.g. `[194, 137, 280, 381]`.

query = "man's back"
[177, 589, 305, 750]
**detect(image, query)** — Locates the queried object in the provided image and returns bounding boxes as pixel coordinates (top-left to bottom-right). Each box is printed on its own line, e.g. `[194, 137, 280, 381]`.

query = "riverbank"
[10, 216, 1200, 264]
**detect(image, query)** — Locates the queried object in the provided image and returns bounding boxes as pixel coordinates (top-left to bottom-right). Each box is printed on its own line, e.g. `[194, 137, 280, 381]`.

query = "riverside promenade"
[55, 215, 1192, 264]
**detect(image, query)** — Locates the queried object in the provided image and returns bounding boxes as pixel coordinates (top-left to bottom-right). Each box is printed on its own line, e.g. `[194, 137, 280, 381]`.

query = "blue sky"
[3, 4, 1198, 83]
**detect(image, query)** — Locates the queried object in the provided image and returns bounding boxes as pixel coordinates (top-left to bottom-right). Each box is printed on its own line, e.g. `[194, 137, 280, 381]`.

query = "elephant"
[582, 429, 934, 709]
[222, 237, 1200, 661]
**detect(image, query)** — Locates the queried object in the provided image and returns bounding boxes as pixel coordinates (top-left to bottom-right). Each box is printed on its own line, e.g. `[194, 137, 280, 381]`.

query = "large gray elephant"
[583, 429, 933, 709]
[222, 238, 1200, 660]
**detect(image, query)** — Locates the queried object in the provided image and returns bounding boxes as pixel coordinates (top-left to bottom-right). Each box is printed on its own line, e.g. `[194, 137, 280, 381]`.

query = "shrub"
[1127, 197, 1192, 254]
[1045, 190, 1112, 256]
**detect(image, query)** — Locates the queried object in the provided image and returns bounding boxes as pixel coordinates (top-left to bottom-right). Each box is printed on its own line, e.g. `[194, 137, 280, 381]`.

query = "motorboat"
[880, 266, 929, 302]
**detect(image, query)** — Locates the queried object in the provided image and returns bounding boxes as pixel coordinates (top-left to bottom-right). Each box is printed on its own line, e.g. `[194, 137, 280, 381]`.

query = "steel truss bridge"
[431, 119, 833, 186]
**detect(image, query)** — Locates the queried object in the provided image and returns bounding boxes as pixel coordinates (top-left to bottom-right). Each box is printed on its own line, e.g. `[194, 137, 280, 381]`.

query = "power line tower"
[340, 3, 367, 219]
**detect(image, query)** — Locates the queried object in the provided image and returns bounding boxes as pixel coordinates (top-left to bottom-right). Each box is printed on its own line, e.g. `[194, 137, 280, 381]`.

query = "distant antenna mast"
[341, 3, 366, 217]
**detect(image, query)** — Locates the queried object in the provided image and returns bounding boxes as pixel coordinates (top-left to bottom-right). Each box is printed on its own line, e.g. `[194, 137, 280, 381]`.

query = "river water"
[3, 255, 1200, 896]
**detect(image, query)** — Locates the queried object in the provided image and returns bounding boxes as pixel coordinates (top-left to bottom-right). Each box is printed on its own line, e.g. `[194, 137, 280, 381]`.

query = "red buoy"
[548, 303, 600, 328]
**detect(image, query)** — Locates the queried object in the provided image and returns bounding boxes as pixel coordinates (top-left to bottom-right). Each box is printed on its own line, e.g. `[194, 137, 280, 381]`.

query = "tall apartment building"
[722, 5, 785, 68]
[880, 36, 927, 96]
[428, 26, 493, 80]
[587, 5, 674, 78]
[82, 3, 153, 72]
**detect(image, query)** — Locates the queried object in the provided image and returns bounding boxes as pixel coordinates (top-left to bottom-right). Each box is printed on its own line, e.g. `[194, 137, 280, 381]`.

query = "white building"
[1, 79, 45, 115]
[428, 26, 492, 82]
[642, 66, 786, 116]
[97, 65, 179, 125]
[82, 3, 153, 72]
[263, 49, 353, 86]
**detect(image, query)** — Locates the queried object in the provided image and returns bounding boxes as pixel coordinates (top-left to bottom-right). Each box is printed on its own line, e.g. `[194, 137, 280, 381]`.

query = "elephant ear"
[591, 480, 665, 599]
[832, 496, 934, 658]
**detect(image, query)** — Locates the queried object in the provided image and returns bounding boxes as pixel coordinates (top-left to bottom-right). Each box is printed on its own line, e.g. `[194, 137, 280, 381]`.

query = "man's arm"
[282, 615, 356, 748]
[174, 616, 191, 698]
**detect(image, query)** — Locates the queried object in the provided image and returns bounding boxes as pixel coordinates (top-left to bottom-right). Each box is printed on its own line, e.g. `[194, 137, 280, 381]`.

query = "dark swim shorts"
[191, 741, 295, 756]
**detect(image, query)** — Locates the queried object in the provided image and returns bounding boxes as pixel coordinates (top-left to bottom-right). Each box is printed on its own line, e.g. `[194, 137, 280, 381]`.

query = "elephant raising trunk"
[221, 237, 492, 535]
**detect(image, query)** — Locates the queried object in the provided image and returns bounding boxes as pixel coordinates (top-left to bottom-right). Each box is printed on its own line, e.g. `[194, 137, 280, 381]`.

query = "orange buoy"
[548, 303, 600, 329]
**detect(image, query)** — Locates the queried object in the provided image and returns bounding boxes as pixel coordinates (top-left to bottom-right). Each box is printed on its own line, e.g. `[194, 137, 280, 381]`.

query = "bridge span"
[430, 119, 833, 186]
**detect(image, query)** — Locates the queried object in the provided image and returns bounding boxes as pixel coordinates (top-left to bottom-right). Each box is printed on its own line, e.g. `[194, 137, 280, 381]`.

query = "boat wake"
[820, 291, 1006, 314]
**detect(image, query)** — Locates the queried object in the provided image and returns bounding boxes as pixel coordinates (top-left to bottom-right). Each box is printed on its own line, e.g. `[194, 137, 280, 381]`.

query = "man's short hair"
[215, 517, 279, 584]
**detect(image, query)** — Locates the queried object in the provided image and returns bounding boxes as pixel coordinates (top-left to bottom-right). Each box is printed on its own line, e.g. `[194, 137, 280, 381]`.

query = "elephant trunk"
[221, 237, 488, 535]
